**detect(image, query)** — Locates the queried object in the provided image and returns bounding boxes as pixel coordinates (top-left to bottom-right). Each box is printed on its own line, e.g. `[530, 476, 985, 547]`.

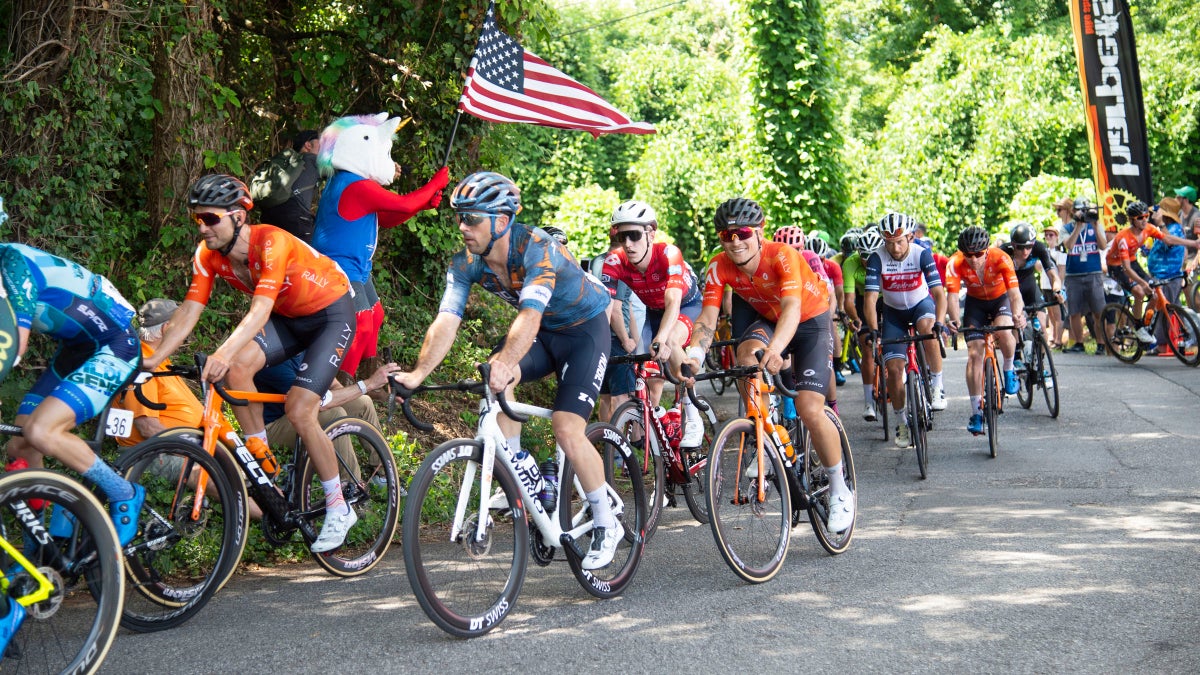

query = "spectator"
[1041, 223, 1067, 348]
[1148, 198, 1189, 349]
[1061, 198, 1108, 354]
[1176, 185, 1198, 238]
[585, 238, 643, 423]
[254, 130, 322, 243]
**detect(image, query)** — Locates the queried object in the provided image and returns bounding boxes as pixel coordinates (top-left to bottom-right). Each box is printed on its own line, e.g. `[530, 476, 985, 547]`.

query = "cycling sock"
[825, 461, 850, 497]
[932, 371, 943, 391]
[1004, 356, 1015, 370]
[863, 385, 873, 402]
[970, 395, 982, 411]
[828, 399, 838, 415]
[83, 456, 135, 502]
[506, 436, 521, 457]
[247, 430, 268, 443]
[321, 477, 350, 517]
[586, 487, 617, 530]
[894, 408, 906, 424]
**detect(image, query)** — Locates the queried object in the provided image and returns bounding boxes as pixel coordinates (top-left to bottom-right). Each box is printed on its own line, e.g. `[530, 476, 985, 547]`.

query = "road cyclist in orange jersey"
[601, 200, 707, 447]
[682, 197, 854, 533]
[1106, 200, 1200, 345]
[944, 225, 1026, 436]
[143, 174, 362, 553]
[862, 213, 948, 448]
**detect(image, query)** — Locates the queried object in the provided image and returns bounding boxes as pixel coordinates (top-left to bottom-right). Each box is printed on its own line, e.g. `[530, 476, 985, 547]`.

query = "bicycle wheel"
[608, 401, 664, 540]
[983, 360, 999, 458]
[296, 417, 400, 576]
[907, 374, 928, 479]
[706, 418, 790, 583]
[403, 438, 528, 638]
[681, 400, 718, 524]
[1015, 346, 1034, 410]
[1164, 304, 1200, 367]
[1102, 302, 1143, 363]
[805, 407, 856, 554]
[1034, 334, 1060, 418]
[560, 423, 646, 598]
[874, 350, 889, 440]
[0, 469, 124, 675]
[114, 436, 243, 632]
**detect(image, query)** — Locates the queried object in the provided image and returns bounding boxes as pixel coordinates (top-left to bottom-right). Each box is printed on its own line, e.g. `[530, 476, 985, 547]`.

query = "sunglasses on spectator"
[718, 227, 756, 243]
[457, 211, 494, 227]
[964, 250, 986, 258]
[615, 229, 645, 243]
[193, 212, 228, 228]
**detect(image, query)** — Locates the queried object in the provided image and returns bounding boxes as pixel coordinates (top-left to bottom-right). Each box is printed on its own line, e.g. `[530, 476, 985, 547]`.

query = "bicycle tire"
[706, 417, 790, 583]
[608, 401, 664, 540]
[874, 348, 889, 440]
[0, 469, 124, 675]
[914, 342, 935, 430]
[1016, 335, 1034, 410]
[296, 417, 400, 577]
[1164, 304, 1200, 367]
[984, 360, 999, 458]
[907, 374, 928, 479]
[113, 436, 242, 632]
[560, 422, 646, 599]
[1188, 279, 1200, 313]
[805, 407, 856, 554]
[402, 438, 528, 638]
[1034, 333, 1060, 418]
[681, 400, 718, 524]
[1102, 302, 1143, 363]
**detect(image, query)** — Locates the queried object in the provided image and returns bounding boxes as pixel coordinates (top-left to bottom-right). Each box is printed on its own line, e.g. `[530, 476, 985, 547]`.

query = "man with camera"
[1061, 198, 1108, 354]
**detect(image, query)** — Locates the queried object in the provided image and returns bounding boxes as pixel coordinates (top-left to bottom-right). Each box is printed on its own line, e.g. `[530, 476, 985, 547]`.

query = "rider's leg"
[224, 343, 268, 436]
[917, 316, 943, 392]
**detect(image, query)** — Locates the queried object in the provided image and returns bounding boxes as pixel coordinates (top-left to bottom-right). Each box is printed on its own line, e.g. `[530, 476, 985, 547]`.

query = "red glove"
[423, 167, 450, 210]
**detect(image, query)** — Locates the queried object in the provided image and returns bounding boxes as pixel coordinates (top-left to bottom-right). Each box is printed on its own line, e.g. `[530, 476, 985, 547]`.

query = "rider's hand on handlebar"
[649, 340, 672, 363]
[389, 370, 424, 400]
[682, 346, 705, 384]
[201, 352, 231, 383]
[487, 358, 517, 394]
[943, 320, 960, 336]
[760, 349, 785, 375]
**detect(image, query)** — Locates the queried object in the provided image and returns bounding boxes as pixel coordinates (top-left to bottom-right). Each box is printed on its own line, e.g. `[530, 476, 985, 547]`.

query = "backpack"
[249, 148, 315, 210]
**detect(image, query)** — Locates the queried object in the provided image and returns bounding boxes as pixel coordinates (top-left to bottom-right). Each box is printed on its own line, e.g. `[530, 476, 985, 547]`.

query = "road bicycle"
[955, 324, 1015, 458]
[837, 314, 862, 377]
[395, 363, 646, 637]
[117, 355, 400, 629]
[690, 353, 855, 584]
[1015, 300, 1061, 418]
[879, 328, 943, 479]
[608, 351, 719, 531]
[869, 332, 889, 440]
[703, 315, 737, 395]
[1102, 278, 1200, 366]
[0, 462, 124, 674]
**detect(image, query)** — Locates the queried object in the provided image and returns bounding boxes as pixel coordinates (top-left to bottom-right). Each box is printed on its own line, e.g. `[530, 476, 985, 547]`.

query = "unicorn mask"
[317, 113, 411, 186]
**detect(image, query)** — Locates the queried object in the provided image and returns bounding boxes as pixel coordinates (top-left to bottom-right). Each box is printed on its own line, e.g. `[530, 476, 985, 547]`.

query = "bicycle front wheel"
[706, 418, 790, 584]
[1016, 354, 1034, 410]
[984, 360, 999, 458]
[0, 469, 124, 675]
[874, 353, 889, 440]
[1103, 302, 1143, 363]
[1034, 334, 1060, 418]
[297, 417, 400, 577]
[907, 374, 928, 479]
[1164, 304, 1200, 366]
[608, 401, 664, 540]
[402, 438, 528, 638]
[560, 423, 646, 599]
[805, 407, 856, 554]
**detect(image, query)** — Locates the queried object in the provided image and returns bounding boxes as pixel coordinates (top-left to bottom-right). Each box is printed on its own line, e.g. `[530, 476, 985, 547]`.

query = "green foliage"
[1007, 174, 1095, 232]
[542, 184, 621, 260]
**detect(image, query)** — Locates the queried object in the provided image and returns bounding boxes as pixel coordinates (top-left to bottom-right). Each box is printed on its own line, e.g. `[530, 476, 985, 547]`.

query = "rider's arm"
[843, 292, 860, 326]
[406, 312, 463, 382]
[608, 298, 635, 349]
[1007, 285, 1026, 326]
[142, 299, 205, 370]
[688, 304, 721, 355]
[321, 362, 401, 410]
[653, 287, 683, 348]
[930, 284, 948, 327]
[212, 295, 274, 365]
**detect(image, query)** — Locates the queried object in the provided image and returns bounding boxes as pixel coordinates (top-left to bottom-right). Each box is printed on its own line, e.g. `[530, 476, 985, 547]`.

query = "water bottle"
[5, 458, 45, 510]
[772, 423, 795, 461]
[662, 408, 682, 449]
[513, 449, 544, 498]
[538, 459, 559, 514]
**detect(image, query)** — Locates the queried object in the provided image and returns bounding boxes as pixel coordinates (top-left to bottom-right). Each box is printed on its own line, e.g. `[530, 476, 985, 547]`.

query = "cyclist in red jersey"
[773, 226, 842, 413]
[145, 174, 361, 553]
[684, 198, 854, 533]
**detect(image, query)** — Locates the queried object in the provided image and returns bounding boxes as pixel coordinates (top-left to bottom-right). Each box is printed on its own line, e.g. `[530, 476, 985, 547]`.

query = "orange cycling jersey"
[944, 248, 1018, 301]
[702, 240, 830, 323]
[185, 224, 350, 318]
[1105, 224, 1164, 267]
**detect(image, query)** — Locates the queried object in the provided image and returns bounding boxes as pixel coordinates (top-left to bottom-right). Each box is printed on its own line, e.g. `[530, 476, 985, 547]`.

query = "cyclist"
[773, 227, 840, 412]
[1000, 222, 1063, 360]
[863, 213, 947, 448]
[944, 225, 1025, 435]
[836, 227, 864, 267]
[1106, 200, 1199, 343]
[808, 235, 848, 392]
[683, 198, 855, 533]
[144, 174, 360, 553]
[843, 228, 885, 421]
[0, 242, 145, 546]
[391, 172, 622, 569]
[601, 200, 706, 446]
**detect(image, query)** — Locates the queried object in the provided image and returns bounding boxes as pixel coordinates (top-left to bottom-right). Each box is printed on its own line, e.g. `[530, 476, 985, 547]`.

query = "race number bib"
[105, 408, 134, 439]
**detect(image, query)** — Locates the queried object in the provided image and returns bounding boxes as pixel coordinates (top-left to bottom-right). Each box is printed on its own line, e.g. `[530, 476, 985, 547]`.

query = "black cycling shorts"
[1108, 261, 1148, 295]
[962, 295, 1012, 342]
[254, 293, 356, 396]
[731, 295, 832, 395]
[511, 312, 610, 420]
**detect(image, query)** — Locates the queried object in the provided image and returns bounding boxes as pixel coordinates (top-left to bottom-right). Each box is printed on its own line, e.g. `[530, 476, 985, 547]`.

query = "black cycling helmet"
[1125, 200, 1149, 219]
[541, 226, 568, 247]
[958, 225, 991, 253]
[1009, 222, 1036, 245]
[188, 174, 254, 211]
[713, 198, 764, 230]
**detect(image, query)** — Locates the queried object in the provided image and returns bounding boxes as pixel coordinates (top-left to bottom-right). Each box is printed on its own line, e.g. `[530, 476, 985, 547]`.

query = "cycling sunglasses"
[192, 211, 228, 228]
[457, 211, 495, 227]
[1014, 243, 1034, 250]
[615, 229, 645, 243]
[964, 250, 986, 258]
[718, 226, 756, 243]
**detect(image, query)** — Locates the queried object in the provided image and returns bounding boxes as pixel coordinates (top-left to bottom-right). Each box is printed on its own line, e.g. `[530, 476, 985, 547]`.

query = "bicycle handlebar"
[388, 362, 527, 432]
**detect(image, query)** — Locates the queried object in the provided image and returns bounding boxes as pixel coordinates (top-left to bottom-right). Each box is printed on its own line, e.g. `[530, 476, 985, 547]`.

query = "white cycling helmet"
[856, 228, 884, 256]
[611, 200, 658, 227]
[879, 212, 913, 239]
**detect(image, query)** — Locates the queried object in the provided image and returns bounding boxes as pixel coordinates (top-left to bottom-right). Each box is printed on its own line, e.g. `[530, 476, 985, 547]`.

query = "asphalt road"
[99, 347, 1200, 673]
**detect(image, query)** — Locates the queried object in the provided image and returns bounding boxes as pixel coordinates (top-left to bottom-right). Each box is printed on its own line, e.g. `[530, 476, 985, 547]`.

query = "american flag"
[458, 2, 655, 137]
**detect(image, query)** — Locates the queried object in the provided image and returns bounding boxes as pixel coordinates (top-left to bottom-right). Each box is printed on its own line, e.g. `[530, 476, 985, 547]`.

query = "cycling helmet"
[1125, 200, 1149, 219]
[807, 236, 831, 258]
[878, 212, 912, 239]
[713, 198, 764, 230]
[957, 225, 991, 253]
[611, 200, 657, 227]
[772, 226, 806, 250]
[450, 171, 521, 216]
[855, 229, 883, 256]
[188, 174, 253, 211]
[839, 227, 863, 252]
[809, 229, 834, 246]
[1009, 222, 1036, 245]
[541, 226, 568, 247]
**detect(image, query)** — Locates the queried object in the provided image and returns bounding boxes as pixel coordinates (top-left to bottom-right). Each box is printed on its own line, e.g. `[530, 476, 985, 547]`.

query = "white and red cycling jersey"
[601, 242, 701, 310]
[864, 244, 941, 310]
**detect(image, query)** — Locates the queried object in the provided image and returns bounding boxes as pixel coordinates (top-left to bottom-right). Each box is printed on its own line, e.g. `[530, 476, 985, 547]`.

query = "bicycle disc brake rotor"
[26, 566, 66, 620]
[530, 527, 554, 566]
[461, 513, 493, 559]
[172, 499, 210, 538]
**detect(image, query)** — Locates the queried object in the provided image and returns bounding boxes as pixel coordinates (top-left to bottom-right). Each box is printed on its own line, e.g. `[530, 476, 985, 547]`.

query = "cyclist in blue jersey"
[0, 242, 146, 545]
[392, 171, 623, 569]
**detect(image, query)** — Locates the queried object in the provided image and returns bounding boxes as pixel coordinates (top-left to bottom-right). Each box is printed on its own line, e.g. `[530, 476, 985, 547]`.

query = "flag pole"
[442, 110, 462, 167]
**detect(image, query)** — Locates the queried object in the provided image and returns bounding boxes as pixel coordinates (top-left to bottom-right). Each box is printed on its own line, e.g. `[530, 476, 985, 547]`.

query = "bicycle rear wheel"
[296, 417, 400, 576]
[0, 469, 124, 675]
[681, 400, 718, 524]
[706, 418, 790, 584]
[560, 423, 646, 599]
[1034, 334, 1060, 418]
[907, 374, 928, 479]
[1164, 304, 1200, 366]
[983, 360, 999, 458]
[874, 349, 889, 440]
[403, 438, 528, 638]
[114, 437, 242, 632]
[1102, 302, 1143, 363]
[608, 401, 664, 540]
[1016, 347, 1034, 410]
[805, 407, 856, 554]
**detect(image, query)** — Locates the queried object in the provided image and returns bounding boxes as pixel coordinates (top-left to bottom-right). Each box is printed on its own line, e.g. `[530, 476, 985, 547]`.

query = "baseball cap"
[292, 130, 320, 152]
[138, 298, 178, 328]
[1174, 186, 1197, 202]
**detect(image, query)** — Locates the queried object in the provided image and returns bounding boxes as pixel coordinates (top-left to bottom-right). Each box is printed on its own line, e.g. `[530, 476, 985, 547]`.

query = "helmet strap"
[219, 212, 244, 257]
[480, 213, 512, 257]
